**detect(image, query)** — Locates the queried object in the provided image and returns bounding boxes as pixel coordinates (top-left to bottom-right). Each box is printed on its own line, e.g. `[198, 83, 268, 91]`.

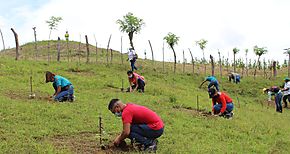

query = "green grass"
[0, 42, 290, 153]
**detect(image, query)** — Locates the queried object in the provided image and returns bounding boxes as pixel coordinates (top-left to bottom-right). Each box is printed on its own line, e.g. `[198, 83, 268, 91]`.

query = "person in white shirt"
[128, 48, 138, 71]
[282, 78, 290, 108]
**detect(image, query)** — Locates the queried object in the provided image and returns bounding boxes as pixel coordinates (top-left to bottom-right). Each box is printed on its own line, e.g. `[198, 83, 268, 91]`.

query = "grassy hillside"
[0, 42, 290, 153]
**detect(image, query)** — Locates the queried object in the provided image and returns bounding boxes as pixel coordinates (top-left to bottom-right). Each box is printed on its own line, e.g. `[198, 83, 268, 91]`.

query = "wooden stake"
[57, 37, 61, 62]
[121, 36, 123, 65]
[106, 34, 112, 65]
[85, 35, 89, 63]
[11, 28, 19, 60]
[197, 95, 199, 111]
[99, 114, 102, 145]
[0, 28, 5, 51]
[237, 96, 240, 108]
[121, 79, 124, 91]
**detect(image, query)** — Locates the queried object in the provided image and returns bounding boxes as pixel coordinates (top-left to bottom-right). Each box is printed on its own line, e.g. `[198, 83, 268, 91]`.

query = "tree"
[46, 16, 63, 40]
[164, 32, 179, 74]
[253, 45, 267, 78]
[196, 39, 208, 62]
[45, 16, 62, 63]
[284, 48, 290, 77]
[196, 39, 208, 75]
[233, 47, 240, 73]
[116, 12, 145, 50]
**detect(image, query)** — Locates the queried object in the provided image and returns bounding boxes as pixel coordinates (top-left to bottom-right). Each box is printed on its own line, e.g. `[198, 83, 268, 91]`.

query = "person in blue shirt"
[229, 72, 241, 84]
[199, 76, 220, 91]
[45, 71, 74, 102]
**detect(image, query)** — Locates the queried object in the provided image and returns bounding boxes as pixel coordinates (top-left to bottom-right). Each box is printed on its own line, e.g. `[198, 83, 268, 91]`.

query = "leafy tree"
[233, 47, 240, 72]
[196, 39, 208, 62]
[164, 32, 179, 73]
[253, 45, 267, 78]
[116, 12, 145, 50]
[46, 16, 63, 39]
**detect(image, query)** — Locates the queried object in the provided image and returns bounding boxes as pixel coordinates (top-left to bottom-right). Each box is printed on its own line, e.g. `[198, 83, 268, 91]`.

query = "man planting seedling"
[208, 88, 234, 119]
[45, 71, 74, 102]
[127, 70, 146, 93]
[199, 75, 220, 91]
[108, 99, 164, 152]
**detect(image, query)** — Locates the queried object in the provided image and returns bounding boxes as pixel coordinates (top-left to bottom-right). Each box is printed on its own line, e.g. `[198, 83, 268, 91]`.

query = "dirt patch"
[4, 90, 52, 102]
[50, 132, 137, 153]
[172, 105, 213, 118]
[66, 68, 95, 76]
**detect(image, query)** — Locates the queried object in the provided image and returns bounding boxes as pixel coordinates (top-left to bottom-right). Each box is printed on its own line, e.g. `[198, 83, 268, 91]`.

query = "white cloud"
[0, 0, 290, 63]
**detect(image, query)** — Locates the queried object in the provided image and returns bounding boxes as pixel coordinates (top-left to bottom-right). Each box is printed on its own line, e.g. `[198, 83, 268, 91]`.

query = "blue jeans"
[213, 103, 234, 113]
[208, 80, 219, 91]
[129, 124, 164, 147]
[54, 85, 74, 101]
[275, 92, 283, 112]
[130, 59, 138, 71]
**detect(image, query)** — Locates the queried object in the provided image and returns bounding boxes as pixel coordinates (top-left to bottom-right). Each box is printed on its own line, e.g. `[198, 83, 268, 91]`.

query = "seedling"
[29, 71, 36, 99]
[121, 79, 124, 92]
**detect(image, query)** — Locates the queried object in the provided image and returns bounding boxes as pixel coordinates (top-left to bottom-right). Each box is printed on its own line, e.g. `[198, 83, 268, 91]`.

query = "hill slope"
[0, 43, 290, 153]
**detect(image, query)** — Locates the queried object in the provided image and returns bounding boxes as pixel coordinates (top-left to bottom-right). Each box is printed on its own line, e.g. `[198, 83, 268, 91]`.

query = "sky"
[0, 0, 290, 63]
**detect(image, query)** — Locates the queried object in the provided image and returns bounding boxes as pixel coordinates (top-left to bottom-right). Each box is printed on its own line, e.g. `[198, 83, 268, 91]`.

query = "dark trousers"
[282, 94, 290, 107]
[129, 124, 164, 147]
[128, 79, 145, 92]
[130, 59, 138, 71]
[275, 93, 283, 113]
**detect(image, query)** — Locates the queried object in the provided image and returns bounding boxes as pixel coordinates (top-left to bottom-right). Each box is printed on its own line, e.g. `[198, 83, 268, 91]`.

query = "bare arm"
[53, 86, 61, 96]
[199, 80, 206, 88]
[114, 123, 130, 146]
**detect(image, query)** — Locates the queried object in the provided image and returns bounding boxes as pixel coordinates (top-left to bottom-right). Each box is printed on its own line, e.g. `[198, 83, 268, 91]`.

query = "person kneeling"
[108, 99, 164, 152]
[127, 71, 146, 93]
[208, 88, 234, 119]
[45, 71, 74, 102]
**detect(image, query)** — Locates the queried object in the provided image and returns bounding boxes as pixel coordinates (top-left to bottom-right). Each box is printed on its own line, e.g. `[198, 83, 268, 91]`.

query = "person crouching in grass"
[108, 99, 164, 152]
[208, 88, 234, 119]
[45, 71, 74, 102]
[127, 70, 146, 93]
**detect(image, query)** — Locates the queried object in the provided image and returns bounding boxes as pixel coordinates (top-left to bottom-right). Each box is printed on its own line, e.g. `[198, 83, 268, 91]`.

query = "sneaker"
[145, 139, 158, 153]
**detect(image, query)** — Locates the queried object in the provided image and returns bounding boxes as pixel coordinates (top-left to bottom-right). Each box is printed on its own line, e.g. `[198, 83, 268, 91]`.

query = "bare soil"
[172, 105, 213, 118]
[50, 131, 137, 154]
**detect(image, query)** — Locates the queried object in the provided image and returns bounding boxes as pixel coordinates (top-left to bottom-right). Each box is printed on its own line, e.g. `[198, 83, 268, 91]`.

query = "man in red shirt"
[108, 99, 164, 152]
[208, 88, 234, 118]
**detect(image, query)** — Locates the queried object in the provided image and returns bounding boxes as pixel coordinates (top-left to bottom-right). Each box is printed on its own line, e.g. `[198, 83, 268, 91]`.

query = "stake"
[197, 95, 199, 111]
[30, 74, 33, 95]
[121, 79, 124, 91]
[237, 96, 241, 108]
[99, 114, 102, 146]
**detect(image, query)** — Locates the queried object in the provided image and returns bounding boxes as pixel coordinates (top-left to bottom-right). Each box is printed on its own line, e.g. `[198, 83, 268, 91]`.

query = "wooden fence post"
[210, 55, 214, 76]
[148, 40, 154, 62]
[188, 48, 194, 76]
[121, 36, 123, 65]
[85, 35, 89, 63]
[106, 34, 112, 65]
[94, 34, 98, 63]
[32, 27, 37, 60]
[11, 28, 19, 60]
[0, 28, 5, 51]
[57, 37, 61, 62]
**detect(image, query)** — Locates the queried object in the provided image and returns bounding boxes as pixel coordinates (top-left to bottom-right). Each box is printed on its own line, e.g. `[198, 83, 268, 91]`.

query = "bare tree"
[218, 50, 222, 77]
[148, 40, 154, 62]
